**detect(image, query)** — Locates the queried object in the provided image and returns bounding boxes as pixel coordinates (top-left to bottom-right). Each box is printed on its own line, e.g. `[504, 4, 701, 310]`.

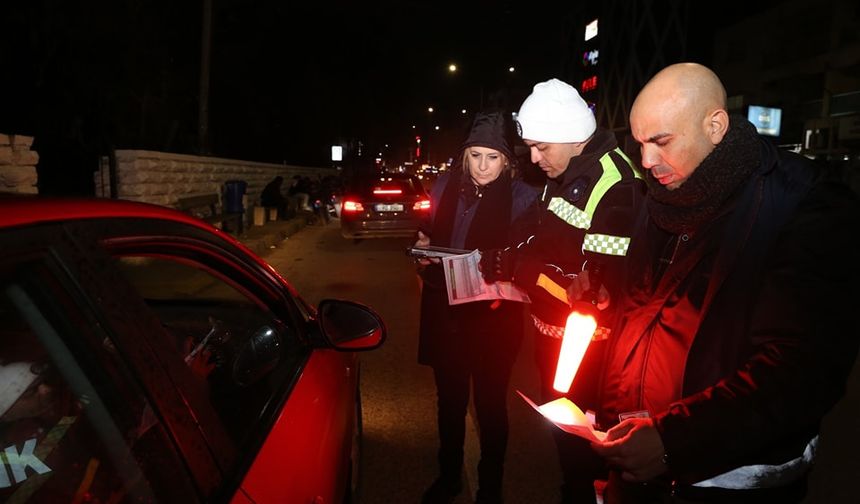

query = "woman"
[416, 111, 539, 504]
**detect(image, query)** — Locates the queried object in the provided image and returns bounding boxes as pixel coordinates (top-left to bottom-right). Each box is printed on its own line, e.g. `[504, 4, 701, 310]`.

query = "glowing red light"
[413, 199, 431, 211]
[342, 200, 364, 212]
[373, 188, 402, 195]
[581, 75, 598, 93]
[552, 305, 597, 393]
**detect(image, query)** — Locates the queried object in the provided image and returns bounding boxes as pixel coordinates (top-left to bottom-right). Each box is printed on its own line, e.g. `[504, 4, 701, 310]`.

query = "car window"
[111, 254, 306, 448]
[0, 271, 195, 503]
[355, 175, 425, 196]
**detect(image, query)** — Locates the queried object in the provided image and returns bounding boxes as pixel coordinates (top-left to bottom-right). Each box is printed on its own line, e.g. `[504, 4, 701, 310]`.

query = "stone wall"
[94, 149, 335, 215]
[0, 134, 39, 194]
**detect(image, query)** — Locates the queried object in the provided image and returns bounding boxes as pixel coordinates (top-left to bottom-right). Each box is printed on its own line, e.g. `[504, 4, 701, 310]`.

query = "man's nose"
[640, 145, 657, 169]
[530, 147, 541, 164]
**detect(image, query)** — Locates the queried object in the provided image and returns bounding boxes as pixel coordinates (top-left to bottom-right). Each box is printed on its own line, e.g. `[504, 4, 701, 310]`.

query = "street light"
[448, 63, 457, 73]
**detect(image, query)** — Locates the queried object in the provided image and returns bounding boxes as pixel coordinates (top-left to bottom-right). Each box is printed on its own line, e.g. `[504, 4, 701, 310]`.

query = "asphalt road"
[260, 220, 564, 504]
[255, 217, 860, 504]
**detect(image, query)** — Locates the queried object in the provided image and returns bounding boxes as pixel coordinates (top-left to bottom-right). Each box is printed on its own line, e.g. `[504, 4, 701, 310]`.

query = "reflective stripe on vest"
[536, 273, 569, 305]
[582, 233, 631, 256]
[547, 197, 591, 229]
[692, 436, 817, 490]
[548, 148, 639, 232]
[531, 314, 612, 340]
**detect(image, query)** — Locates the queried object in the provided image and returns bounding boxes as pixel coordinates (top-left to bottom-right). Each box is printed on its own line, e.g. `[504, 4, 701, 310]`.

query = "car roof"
[349, 173, 425, 191]
[0, 194, 226, 235]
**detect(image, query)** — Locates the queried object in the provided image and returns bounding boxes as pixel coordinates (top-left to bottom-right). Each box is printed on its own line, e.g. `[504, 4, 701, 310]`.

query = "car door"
[79, 216, 360, 503]
[76, 217, 324, 491]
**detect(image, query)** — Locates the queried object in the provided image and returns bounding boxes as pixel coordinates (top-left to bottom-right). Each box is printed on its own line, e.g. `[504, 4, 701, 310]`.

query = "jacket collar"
[552, 128, 618, 188]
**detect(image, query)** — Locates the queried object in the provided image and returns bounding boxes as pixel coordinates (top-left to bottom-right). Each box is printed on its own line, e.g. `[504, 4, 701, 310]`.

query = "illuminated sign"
[584, 19, 598, 41]
[331, 145, 343, 162]
[747, 105, 782, 136]
[583, 49, 599, 66]
[581, 76, 598, 93]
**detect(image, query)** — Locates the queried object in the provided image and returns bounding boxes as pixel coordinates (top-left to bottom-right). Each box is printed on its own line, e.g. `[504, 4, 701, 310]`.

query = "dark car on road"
[0, 195, 385, 503]
[340, 173, 431, 239]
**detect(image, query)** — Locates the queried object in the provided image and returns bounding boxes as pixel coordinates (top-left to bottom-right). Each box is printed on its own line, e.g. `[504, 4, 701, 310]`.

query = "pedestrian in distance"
[415, 110, 540, 504]
[288, 175, 312, 212]
[479, 78, 647, 504]
[588, 62, 860, 503]
[260, 175, 288, 219]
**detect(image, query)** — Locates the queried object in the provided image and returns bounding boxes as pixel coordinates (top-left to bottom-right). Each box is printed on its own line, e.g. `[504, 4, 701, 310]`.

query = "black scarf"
[647, 118, 762, 234]
[431, 170, 513, 250]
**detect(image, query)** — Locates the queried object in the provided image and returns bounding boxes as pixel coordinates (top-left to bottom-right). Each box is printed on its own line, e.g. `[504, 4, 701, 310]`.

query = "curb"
[240, 215, 311, 257]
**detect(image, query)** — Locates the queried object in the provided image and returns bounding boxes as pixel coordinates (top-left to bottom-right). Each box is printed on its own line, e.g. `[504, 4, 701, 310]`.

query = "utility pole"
[198, 0, 212, 154]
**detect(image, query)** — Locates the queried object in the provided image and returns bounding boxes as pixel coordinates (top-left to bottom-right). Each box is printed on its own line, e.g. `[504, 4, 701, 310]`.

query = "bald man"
[586, 63, 860, 503]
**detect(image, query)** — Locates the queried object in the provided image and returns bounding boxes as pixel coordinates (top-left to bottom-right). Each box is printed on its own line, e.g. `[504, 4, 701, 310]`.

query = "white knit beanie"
[516, 78, 596, 143]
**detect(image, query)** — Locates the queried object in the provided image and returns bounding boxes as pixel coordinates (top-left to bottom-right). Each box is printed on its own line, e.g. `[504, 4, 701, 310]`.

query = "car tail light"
[373, 188, 402, 195]
[342, 199, 364, 212]
[413, 199, 431, 211]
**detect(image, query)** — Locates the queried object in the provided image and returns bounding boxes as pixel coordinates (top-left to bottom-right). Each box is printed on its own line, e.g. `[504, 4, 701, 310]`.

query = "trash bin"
[224, 180, 247, 214]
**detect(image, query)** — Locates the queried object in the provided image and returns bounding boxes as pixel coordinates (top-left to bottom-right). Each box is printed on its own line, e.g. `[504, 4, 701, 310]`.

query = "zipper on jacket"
[654, 233, 689, 283]
[669, 233, 689, 265]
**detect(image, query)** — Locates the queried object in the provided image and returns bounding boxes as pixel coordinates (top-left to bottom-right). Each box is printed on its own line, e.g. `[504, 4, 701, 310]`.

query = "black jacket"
[417, 170, 539, 368]
[601, 137, 860, 487]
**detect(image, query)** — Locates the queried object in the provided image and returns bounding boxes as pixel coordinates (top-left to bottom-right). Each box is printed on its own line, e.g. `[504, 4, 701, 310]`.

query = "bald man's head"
[636, 63, 727, 114]
[629, 63, 730, 190]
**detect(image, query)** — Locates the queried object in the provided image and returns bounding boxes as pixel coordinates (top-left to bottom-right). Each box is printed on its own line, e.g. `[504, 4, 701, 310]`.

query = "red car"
[0, 195, 385, 503]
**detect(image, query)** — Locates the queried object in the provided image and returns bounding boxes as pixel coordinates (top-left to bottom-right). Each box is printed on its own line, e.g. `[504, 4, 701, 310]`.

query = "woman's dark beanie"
[461, 111, 514, 161]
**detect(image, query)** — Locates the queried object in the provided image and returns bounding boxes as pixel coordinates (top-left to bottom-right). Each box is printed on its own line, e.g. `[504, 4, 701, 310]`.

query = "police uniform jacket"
[512, 128, 645, 336]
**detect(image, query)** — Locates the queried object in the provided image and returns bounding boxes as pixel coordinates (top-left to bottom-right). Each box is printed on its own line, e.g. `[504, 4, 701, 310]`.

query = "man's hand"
[479, 248, 516, 282]
[590, 417, 668, 482]
[566, 269, 611, 310]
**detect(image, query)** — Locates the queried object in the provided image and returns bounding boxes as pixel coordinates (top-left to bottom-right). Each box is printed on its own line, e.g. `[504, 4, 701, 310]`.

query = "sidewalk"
[236, 210, 321, 257]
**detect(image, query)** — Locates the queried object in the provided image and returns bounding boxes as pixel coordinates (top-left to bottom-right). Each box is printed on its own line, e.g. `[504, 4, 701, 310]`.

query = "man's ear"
[707, 109, 729, 145]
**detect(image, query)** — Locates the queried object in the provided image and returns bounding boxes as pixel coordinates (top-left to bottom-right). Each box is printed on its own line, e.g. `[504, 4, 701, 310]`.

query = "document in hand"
[517, 390, 606, 442]
[441, 249, 530, 305]
[407, 245, 471, 259]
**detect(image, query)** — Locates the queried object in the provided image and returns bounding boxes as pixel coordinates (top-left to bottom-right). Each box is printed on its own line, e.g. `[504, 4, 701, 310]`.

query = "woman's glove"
[479, 248, 517, 282]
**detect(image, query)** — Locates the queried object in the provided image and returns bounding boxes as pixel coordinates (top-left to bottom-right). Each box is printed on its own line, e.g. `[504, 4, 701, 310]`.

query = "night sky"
[1, 1, 784, 196]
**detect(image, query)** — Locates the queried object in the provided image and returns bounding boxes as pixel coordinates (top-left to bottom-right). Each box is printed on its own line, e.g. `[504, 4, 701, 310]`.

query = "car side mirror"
[232, 325, 281, 386]
[317, 299, 386, 351]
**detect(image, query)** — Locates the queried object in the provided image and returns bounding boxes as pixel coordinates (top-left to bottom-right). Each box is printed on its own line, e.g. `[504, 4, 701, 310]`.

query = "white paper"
[441, 250, 530, 305]
[517, 390, 606, 442]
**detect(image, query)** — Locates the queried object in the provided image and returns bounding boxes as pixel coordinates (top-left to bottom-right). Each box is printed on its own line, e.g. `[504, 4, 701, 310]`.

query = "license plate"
[375, 203, 404, 212]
